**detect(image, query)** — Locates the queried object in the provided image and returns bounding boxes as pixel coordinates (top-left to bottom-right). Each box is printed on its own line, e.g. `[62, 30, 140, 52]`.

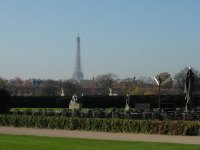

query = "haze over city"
[0, 0, 200, 80]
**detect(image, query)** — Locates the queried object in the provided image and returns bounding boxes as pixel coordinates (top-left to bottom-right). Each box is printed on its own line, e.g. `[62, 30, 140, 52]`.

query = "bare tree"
[95, 73, 117, 95]
[0, 77, 6, 88]
[174, 67, 199, 94]
[23, 79, 33, 96]
[40, 79, 60, 96]
[8, 77, 24, 96]
[156, 72, 173, 89]
[62, 80, 82, 96]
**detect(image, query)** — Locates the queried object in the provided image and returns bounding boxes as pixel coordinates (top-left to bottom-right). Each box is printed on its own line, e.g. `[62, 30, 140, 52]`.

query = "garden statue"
[61, 88, 65, 97]
[71, 93, 78, 102]
[109, 87, 113, 96]
[69, 93, 82, 109]
[184, 68, 194, 112]
[125, 94, 130, 111]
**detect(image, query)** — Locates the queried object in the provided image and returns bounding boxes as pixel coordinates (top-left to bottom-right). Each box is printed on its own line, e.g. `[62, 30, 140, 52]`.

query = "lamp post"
[158, 77, 162, 109]
[92, 77, 95, 95]
[154, 76, 162, 109]
[177, 76, 181, 95]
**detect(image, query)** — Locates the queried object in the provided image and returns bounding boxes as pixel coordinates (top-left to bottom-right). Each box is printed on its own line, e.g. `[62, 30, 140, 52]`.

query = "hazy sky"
[0, 0, 200, 80]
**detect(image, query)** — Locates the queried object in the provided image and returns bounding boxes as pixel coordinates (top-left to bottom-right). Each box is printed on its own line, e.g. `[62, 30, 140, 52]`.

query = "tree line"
[0, 67, 200, 96]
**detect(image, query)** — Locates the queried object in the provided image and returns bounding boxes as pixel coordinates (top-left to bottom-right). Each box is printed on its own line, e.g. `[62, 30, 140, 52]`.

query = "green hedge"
[0, 89, 10, 113]
[10, 96, 71, 108]
[10, 95, 200, 109]
[0, 115, 199, 136]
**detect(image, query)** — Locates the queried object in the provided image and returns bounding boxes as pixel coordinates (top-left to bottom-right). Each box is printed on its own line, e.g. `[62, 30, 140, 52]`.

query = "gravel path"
[0, 126, 199, 144]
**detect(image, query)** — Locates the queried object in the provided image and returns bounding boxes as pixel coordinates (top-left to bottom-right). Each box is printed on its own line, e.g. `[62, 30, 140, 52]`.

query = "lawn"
[0, 134, 199, 150]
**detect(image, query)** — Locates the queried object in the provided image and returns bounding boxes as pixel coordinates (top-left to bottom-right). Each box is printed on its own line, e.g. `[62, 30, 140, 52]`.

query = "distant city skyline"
[0, 0, 200, 80]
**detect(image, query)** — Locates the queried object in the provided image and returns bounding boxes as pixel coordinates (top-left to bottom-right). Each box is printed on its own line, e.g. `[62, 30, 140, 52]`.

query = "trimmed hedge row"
[10, 95, 200, 108]
[10, 96, 71, 108]
[0, 115, 199, 136]
[76, 95, 200, 108]
[0, 89, 10, 113]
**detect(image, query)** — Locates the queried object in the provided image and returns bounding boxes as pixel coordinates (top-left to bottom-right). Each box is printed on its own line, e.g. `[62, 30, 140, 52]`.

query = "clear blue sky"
[0, 0, 200, 80]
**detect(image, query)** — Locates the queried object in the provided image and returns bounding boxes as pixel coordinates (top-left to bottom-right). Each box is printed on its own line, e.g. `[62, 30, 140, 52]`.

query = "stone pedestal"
[125, 104, 130, 111]
[135, 103, 150, 111]
[69, 101, 82, 109]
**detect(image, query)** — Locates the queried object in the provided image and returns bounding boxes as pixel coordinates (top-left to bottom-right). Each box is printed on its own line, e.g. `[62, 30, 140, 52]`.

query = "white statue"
[109, 88, 113, 96]
[125, 94, 130, 111]
[69, 93, 82, 109]
[61, 88, 65, 96]
[72, 93, 78, 102]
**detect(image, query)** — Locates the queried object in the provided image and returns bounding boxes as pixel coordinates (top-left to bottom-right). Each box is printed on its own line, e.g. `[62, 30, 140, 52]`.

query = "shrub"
[0, 114, 199, 136]
[9, 95, 200, 109]
[10, 96, 71, 108]
[0, 89, 10, 113]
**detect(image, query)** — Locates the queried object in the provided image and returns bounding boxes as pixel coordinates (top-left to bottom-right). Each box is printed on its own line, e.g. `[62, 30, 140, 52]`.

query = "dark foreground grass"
[0, 134, 199, 150]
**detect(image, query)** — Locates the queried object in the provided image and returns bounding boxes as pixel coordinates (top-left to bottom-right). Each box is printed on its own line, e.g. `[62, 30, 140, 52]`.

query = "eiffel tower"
[73, 34, 84, 80]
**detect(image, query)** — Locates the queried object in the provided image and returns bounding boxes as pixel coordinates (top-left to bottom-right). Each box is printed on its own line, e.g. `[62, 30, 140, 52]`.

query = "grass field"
[0, 134, 199, 150]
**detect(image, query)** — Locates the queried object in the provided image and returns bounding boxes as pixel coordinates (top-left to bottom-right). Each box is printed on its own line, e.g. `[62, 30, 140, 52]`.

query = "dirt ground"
[0, 126, 199, 144]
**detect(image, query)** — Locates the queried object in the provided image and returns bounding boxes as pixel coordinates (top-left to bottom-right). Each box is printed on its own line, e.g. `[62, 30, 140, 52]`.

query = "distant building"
[73, 34, 84, 80]
[32, 79, 44, 86]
